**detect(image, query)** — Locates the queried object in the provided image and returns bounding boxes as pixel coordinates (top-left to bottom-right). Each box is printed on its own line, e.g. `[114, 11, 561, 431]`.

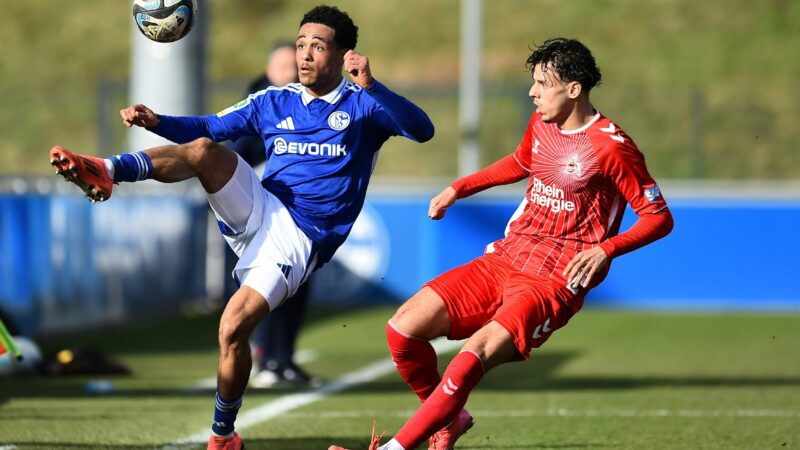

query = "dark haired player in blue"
[49, 5, 433, 450]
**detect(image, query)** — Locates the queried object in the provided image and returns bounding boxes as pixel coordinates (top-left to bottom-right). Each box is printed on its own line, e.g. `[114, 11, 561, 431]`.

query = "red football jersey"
[488, 111, 668, 299]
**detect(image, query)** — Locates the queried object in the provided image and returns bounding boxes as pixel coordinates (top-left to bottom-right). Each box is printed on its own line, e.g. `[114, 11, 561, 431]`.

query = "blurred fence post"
[459, 0, 482, 176]
[127, 0, 207, 152]
[690, 88, 705, 177]
[96, 77, 122, 156]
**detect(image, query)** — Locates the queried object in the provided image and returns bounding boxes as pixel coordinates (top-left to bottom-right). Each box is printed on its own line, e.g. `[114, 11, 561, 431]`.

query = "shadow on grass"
[33, 306, 370, 357]
[353, 350, 800, 393]
[5, 350, 800, 402]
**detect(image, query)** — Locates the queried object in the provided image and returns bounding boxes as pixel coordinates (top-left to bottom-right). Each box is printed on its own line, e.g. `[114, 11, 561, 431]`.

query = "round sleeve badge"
[327, 111, 351, 130]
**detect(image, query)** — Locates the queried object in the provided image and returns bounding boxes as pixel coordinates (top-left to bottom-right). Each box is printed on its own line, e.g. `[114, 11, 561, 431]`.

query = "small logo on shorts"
[276, 263, 293, 280]
[217, 220, 242, 237]
[532, 318, 552, 340]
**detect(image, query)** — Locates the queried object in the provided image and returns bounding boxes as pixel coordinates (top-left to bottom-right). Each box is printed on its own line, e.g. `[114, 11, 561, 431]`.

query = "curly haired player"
[330, 37, 673, 450]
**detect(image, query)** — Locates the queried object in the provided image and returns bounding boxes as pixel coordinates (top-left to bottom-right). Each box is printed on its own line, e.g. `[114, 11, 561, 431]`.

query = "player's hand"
[344, 50, 374, 89]
[428, 186, 457, 220]
[562, 246, 610, 290]
[120, 104, 160, 128]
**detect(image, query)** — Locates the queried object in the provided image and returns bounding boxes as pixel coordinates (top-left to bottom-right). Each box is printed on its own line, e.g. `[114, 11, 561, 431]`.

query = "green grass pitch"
[1, 306, 798, 449]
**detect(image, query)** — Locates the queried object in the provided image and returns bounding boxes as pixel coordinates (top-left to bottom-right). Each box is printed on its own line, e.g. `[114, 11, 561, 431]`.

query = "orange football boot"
[49, 146, 114, 202]
[207, 431, 244, 450]
[428, 409, 474, 450]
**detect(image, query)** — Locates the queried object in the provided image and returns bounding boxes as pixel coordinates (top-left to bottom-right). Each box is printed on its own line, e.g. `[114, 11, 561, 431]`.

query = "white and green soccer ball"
[132, 0, 197, 43]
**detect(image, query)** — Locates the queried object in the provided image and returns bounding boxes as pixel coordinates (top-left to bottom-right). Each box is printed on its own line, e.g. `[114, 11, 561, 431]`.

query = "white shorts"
[207, 155, 317, 311]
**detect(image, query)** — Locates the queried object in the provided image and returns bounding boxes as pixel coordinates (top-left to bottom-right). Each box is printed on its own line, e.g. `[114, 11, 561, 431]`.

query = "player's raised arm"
[429, 153, 529, 220]
[345, 50, 434, 143]
[119, 91, 266, 145]
[343, 49, 373, 89]
[120, 104, 160, 128]
[119, 103, 214, 143]
[452, 153, 529, 198]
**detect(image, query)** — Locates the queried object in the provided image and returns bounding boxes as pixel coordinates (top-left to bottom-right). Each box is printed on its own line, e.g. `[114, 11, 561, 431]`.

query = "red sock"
[394, 351, 484, 450]
[386, 321, 441, 402]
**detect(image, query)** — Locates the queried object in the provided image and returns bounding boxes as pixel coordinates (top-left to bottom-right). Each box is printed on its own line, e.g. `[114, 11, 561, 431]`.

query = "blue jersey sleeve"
[364, 80, 434, 143]
[148, 91, 268, 144]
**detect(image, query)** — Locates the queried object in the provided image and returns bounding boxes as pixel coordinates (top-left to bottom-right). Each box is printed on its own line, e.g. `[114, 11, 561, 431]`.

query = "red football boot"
[207, 431, 244, 450]
[428, 409, 474, 450]
[49, 146, 114, 202]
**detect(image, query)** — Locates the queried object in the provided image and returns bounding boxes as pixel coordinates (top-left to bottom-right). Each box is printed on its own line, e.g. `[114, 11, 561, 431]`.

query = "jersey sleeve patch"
[217, 98, 251, 117]
[644, 184, 662, 203]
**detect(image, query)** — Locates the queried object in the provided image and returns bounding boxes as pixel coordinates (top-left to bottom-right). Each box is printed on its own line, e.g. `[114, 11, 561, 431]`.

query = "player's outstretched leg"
[50, 146, 116, 202]
[50, 137, 238, 202]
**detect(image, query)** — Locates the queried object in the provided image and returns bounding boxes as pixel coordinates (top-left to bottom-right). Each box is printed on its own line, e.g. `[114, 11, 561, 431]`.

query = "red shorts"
[426, 252, 579, 359]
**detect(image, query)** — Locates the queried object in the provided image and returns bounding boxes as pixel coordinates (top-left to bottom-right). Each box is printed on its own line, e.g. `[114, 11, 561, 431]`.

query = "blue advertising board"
[0, 193, 208, 335]
[313, 193, 800, 312]
[2, 187, 798, 336]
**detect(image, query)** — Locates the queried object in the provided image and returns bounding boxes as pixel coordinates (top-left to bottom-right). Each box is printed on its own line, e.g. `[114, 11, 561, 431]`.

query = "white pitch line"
[0, 446, 19, 450]
[272, 408, 800, 419]
[163, 337, 464, 449]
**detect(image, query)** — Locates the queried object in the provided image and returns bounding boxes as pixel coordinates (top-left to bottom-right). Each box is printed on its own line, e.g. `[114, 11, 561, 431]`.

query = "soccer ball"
[132, 0, 197, 43]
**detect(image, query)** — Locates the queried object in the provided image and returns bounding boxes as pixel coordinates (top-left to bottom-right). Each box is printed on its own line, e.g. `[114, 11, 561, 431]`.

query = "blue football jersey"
[149, 78, 434, 265]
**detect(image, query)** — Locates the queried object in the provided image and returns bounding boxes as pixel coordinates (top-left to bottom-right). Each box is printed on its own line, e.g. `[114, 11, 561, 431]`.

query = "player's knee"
[390, 299, 420, 334]
[463, 322, 519, 371]
[218, 316, 250, 352]
[186, 137, 226, 166]
[188, 137, 214, 156]
[390, 288, 450, 340]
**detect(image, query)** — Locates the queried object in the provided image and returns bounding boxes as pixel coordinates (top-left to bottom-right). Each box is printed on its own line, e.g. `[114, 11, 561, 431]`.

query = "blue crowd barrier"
[0, 193, 208, 335]
[313, 193, 800, 312]
[2, 188, 797, 335]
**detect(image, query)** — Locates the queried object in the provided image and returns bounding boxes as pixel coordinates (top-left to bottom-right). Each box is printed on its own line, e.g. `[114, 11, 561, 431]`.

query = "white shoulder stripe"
[265, 83, 303, 94]
[248, 88, 269, 100]
[244, 84, 302, 105]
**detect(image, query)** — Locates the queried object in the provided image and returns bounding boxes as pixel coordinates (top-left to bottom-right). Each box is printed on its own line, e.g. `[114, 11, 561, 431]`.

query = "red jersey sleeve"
[450, 154, 528, 198]
[598, 140, 672, 257]
[600, 141, 668, 216]
[450, 112, 535, 198]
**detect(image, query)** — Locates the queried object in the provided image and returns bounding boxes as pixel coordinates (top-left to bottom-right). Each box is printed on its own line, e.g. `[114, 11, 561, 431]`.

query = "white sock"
[379, 438, 405, 450]
[210, 430, 235, 438]
[104, 158, 115, 180]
